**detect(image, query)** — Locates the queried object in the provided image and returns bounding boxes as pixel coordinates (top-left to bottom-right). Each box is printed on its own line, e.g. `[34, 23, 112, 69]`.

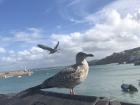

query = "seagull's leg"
[70, 89, 72, 95]
[72, 88, 75, 95]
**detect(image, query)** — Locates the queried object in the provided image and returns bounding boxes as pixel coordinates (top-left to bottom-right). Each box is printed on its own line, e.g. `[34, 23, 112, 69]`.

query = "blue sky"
[0, 0, 113, 33]
[1, 0, 140, 71]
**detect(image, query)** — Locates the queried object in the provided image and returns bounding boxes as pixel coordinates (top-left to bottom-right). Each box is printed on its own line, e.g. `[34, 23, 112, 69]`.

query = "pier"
[0, 70, 33, 78]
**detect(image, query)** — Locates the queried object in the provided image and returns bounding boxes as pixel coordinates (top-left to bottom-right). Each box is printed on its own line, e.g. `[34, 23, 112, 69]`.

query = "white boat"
[4, 75, 7, 78]
[18, 75, 22, 78]
[24, 66, 33, 76]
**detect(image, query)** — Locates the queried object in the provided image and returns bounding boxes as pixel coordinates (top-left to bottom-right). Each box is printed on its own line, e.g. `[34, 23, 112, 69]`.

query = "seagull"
[26, 52, 94, 95]
[37, 41, 59, 54]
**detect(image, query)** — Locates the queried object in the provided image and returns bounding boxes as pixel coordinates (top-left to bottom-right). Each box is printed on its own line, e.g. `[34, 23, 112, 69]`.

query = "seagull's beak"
[86, 54, 94, 57]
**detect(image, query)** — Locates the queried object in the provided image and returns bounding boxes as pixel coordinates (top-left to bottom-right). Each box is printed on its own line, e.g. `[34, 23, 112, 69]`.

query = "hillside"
[89, 47, 140, 65]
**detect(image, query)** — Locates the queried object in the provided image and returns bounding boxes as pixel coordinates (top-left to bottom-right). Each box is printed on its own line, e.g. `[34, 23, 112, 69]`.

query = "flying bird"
[37, 41, 59, 54]
[26, 52, 94, 95]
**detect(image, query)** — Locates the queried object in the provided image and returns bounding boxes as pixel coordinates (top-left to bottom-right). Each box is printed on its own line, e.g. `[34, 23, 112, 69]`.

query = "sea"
[0, 63, 140, 104]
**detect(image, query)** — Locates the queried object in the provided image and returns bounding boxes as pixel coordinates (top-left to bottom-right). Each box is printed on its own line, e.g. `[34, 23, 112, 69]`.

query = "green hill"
[89, 47, 140, 65]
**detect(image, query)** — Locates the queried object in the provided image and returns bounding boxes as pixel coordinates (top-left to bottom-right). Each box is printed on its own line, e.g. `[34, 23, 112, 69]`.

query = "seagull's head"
[76, 52, 94, 64]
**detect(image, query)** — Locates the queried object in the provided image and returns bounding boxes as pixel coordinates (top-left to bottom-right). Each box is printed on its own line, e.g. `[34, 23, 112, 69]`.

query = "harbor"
[0, 64, 140, 104]
[0, 0, 140, 104]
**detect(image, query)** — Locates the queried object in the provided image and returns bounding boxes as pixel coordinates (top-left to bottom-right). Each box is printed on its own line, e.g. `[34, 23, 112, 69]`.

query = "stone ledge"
[0, 90, 139, 105]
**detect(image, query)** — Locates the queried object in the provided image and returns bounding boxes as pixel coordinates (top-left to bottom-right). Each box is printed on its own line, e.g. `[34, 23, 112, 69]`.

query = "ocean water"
[0, 64, 140, 104]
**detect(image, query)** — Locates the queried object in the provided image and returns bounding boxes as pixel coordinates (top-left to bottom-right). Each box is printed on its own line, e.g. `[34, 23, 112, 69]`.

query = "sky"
[1, 0, 140, 71]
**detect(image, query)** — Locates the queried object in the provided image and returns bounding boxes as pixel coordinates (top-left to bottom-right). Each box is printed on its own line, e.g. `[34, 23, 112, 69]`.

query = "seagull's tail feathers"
[16, 84, 43, 97]
[23, 83, 53, 93]
[19, 84, 43, 95]
[27, 84, 43, 91]
[16, 83, 53, 98]
[16, 78, 55, 97]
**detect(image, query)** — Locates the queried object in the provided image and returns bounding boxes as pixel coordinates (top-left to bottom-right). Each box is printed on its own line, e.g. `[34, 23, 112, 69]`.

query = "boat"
[24, 66, 33, 76]
[4, 75, 8, 79]
[121, 84, 138, 92]
[17, 75, 22, 78]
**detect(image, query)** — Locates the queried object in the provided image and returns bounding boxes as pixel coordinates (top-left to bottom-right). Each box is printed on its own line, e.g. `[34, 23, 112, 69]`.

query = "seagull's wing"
[42, 65, 81, 88]
[54, 41, 59, 49]
[37, 44, 53, 51]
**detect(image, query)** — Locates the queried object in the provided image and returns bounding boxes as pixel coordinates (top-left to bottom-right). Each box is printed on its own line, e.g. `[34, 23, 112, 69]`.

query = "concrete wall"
[0, 91, 139, 105]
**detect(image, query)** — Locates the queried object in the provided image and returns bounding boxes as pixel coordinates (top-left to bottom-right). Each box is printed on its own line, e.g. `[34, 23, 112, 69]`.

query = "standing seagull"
[26, 52, 94, 95]
[37, 41, 59, 54]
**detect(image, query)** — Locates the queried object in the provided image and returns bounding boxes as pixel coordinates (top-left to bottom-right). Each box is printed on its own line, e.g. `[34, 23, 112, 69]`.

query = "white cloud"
[1, 0, 140, 70]
[0, 28, 45, 45]
[51, 9, 140, 59]
[0, 47, 6, 53]
[67, 0, 81, 7]
[2, 9, 140, 70]
[69, 18, 83, 24]
[14, 28, 43, 42]
[102, 0, 140, 16]
[84, 0, 140, 24]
